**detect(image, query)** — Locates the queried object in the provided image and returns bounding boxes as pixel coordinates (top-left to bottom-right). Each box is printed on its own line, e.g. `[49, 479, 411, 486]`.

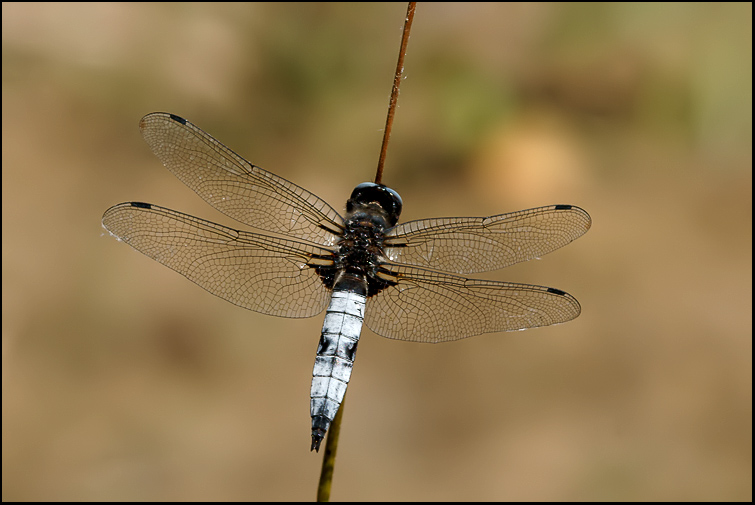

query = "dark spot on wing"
[169, 113, 187, 125]
[547, 287, 567, 296]
[554, 204, 572, 210]
[131, 202, 152, 209]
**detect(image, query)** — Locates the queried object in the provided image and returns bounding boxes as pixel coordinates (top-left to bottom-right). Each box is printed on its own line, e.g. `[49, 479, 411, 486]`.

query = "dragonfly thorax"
[335, 216, 387, 280]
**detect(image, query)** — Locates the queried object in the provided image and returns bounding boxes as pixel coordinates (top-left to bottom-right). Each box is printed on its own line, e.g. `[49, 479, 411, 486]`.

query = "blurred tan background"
[2, 2, 751, 501]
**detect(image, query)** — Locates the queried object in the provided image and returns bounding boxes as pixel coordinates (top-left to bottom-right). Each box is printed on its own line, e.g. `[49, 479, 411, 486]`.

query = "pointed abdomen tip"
[311, 435, 324, 452]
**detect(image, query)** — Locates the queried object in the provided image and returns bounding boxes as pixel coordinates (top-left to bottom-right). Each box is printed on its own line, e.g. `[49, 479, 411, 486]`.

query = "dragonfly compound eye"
[348, 182, 403, 226]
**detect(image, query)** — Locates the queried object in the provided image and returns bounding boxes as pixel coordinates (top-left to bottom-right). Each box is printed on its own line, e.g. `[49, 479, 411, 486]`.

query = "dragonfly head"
[347, 182, 403, 227]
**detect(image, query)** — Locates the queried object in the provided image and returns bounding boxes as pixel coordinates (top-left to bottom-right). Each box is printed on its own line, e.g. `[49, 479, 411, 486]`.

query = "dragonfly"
[102, 112, 591, 452]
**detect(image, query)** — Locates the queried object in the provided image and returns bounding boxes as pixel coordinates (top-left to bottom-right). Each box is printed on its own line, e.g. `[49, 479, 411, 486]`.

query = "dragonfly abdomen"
[310, 285, 366, 452]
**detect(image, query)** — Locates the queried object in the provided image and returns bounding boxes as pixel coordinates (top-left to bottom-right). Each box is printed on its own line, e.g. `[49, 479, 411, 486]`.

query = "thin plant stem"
[316, 395, 346, 502]
[374, 1, 416, 185]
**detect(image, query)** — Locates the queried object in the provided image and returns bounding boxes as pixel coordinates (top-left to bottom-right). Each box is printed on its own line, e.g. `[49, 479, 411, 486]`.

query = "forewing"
[102, 202, 334, 318]
[384, 205, 591, 274]
[364, 262, 581, 342]
[139, 112, 344, 245]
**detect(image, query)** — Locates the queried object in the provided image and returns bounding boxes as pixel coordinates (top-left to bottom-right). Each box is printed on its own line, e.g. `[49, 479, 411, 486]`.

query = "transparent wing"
[384, 205, 591, 274]
[139, 112, 344, 245]
[102, 202, 334, 318]
[364, 262, 581, 342]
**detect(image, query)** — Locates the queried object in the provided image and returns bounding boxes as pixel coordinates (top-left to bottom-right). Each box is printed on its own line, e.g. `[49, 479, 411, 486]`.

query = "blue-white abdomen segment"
[310, 290, 366, 450]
